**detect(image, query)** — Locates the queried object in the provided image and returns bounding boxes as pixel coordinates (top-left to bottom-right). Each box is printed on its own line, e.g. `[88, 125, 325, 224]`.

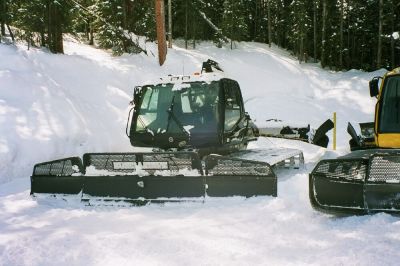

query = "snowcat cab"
[128, 76, 258, 156]
[310, 67, 400, 215]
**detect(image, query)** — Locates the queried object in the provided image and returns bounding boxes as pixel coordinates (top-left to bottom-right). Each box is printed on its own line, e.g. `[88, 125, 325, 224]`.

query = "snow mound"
[0, 40, 397, 266]
[0, 40, 384, 183]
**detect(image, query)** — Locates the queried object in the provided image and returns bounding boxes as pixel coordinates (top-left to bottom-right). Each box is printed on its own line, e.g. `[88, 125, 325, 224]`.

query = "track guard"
[365, 154, 400, 211]
[31, 152, 277, 205]
[310, 151, 400, 214]
[205, 155, 277, 197]
[81, 152, 205, 203]
[31, 157, 84, 195]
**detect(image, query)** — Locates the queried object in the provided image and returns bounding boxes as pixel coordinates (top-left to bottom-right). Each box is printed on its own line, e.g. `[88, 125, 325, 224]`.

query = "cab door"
[222, 79, 244, 134]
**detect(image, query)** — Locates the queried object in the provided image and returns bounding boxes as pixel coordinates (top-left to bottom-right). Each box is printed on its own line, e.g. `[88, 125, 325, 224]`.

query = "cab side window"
[224, 80, 242, 131]
[380, 76, 400, 133]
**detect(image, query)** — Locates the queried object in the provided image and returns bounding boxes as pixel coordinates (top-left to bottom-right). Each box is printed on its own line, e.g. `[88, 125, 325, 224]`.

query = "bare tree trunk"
[192, 9, 196, 49]
[27, 32, 31, 50]
[377, 0, 383, 68]
[40, 30, 45, 47]
[55, 5, 63, 53]
[0, 22, 4, 37]
[254, 0, 258, 39]
[360, 35, 365, 68]
[347, 0, 351, 68]
[84, 22, 89, 40]
[391, 35, 395, 68]
[6, 23, 13, 42]
[321, 0, 327, 68]
[1, 0, 6, 36]
[122, 0, 133, 29]
[155, 0, 167, 65]
[313, 0, 317, 63]
[299, 4, 305, 63]
[48, 2, 63, 53]
[54, 17, 63, 53]
[122, 0, 127, 28]
[89, 22, 94, 45]
[267, 0, 272, 47]
[339, 0, 344, 69]
[47, 1, 52, 49]
[185, 0, 188, 49]
[299, 34, 304, 63]
[390, 0, 395, 68]
[260, 0, 265, 41]
[168, 0, 172, 48]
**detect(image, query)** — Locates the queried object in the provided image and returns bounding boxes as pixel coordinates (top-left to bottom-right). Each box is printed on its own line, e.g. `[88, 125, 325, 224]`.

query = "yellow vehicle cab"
[370, 67, 400, 148]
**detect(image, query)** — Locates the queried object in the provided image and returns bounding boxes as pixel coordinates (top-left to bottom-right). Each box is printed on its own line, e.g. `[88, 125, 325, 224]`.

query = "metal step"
[232, 148, 304, 169]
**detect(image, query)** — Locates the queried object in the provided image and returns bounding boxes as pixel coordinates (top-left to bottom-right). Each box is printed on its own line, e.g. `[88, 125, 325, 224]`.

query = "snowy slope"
[1, 40, 398, 265]
[0, 39, 384, 183]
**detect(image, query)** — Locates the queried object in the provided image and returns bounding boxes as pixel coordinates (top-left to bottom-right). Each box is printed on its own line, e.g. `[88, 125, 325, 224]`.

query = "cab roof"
[143, 72, 226, 87]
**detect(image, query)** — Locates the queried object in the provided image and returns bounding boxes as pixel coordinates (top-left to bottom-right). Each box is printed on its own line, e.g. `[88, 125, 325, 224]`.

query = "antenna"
[182, 59, 185, 75]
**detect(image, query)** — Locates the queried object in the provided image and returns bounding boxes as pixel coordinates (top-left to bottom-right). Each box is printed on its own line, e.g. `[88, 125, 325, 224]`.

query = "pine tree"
[70, 0, 96, 45]
[2, 0, 398, 69]
[93, 0, 151, 55]
[131, 0, 155, 41]
[10, 0, 68, 53]
[222, 0, 248, 49]
[12, 1, 47, 47]
[288, 0, 311, 62]
[0, 0, 14, 41]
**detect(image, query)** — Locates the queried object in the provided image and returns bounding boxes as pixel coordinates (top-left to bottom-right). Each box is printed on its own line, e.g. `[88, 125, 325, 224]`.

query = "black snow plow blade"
[309, 150, 400, 214]
[31, 152, 276, 205]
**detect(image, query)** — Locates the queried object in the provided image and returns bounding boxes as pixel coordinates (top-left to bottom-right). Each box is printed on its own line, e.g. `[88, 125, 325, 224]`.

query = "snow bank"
[1, 39, 397, 266]
[0, 40, 384, 183]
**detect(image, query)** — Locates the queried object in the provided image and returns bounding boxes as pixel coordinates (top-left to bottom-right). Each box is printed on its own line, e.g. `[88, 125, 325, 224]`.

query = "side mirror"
[369, 77, 380, 98]
[132, 86, 142, 106]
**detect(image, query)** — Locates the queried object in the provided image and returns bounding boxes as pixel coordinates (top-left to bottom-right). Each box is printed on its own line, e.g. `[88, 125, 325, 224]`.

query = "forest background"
[0, 0, 399, 71]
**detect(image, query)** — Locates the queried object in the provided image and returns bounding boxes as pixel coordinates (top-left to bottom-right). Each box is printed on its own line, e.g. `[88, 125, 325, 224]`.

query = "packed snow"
[1, 38, 397, 266]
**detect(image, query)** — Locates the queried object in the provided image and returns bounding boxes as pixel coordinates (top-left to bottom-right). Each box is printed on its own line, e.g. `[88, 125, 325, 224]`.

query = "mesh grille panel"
[84, 153, 199, 175]
[34, 159, 78, 176]
[368, 155, 400, 183]
[313, 159, 367, 181]
[206, 156, 273, 176]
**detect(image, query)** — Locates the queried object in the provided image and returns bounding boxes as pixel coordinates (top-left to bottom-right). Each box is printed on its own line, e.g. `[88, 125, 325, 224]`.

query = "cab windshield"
[379, 75, 400, 133]
[135, 81, 220, 134]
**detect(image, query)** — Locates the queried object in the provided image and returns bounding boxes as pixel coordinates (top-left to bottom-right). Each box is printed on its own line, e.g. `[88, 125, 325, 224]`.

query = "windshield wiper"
[166, 95, 191, 138]
[137, 115, 153, 135]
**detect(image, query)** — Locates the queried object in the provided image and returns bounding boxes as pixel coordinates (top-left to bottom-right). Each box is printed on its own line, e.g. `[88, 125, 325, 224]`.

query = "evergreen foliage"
[222, 0, 248, 49]
[1, 0, 399, 71]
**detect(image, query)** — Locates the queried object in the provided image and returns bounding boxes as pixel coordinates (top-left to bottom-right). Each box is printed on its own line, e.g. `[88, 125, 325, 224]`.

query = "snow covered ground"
[1, 39, 398, 265]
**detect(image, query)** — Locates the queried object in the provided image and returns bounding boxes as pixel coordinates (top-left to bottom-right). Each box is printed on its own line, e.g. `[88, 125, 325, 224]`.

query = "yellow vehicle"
[309, 67, 400, 214]
[370, 67, 400, 148]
